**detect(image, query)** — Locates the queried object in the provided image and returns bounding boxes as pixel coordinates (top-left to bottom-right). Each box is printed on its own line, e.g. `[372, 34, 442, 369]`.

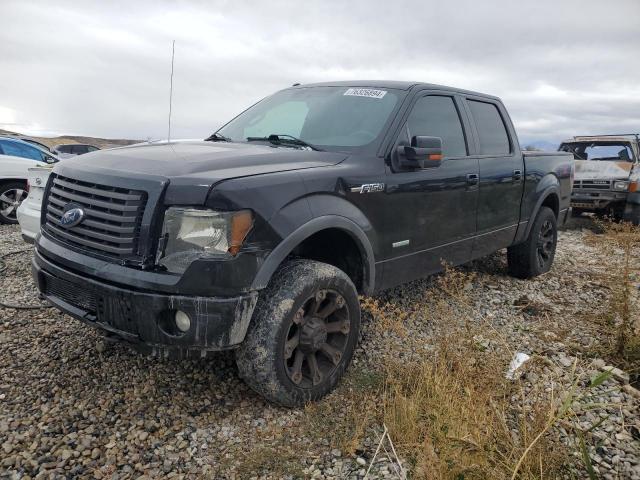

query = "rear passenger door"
[463, 97, 523, 257]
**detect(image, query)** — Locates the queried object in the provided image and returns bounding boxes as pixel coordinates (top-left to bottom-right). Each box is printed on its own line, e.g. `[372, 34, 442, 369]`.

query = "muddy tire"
[507, 206, 557, 279]
[235, 260, 360, 407]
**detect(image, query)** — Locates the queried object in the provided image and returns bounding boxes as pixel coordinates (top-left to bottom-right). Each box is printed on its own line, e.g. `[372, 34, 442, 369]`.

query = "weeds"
[585, 219, 640, 368]
[365, 266, 570, 479]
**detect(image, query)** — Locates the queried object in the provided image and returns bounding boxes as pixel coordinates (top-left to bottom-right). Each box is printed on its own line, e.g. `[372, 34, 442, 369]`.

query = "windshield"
[560, 141, 635, 162]
[217, 86, 401, 151]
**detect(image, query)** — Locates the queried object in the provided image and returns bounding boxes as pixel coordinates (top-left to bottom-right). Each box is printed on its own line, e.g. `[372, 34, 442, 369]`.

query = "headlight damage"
[157, 208, 253, 273]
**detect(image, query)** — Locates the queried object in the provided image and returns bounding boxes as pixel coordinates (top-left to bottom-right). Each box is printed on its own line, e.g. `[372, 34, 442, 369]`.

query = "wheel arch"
[251, 215, 375, 295]
[522, 185, 560, 241]
[0, 177, 27, 186]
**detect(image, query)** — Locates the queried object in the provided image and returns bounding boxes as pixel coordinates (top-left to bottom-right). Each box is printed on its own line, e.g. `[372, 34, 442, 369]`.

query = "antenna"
[168, 40, 175, 142]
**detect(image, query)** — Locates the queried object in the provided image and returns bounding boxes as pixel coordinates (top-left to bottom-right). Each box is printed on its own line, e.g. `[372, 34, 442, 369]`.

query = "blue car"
[0, 136, 58, 223]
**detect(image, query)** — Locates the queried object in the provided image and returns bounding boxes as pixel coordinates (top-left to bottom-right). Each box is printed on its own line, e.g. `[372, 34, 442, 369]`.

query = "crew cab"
[559, 134, 640, 223]
[31, 81, 573, 406]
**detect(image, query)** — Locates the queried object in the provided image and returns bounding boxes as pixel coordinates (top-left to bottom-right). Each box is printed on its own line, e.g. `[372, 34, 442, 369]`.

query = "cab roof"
[562, 134, 640, 144]
[289, 80, 501, 101]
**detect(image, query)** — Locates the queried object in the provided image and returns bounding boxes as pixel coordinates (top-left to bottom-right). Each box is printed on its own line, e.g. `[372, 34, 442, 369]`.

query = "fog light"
[174, 310, 191, 332]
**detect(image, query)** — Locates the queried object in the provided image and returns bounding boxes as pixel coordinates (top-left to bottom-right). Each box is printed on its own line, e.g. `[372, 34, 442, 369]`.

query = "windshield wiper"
[204, 132, 232, 142]
[246, 134, 323, 151]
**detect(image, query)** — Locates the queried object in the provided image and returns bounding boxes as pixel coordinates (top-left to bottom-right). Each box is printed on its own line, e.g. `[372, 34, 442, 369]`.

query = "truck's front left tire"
[235, 260, 361, 407]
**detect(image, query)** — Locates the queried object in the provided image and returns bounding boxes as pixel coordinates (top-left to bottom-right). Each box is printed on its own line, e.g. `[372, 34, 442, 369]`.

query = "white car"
[0, 137, 57, 224]
[17, 167, 52, 243]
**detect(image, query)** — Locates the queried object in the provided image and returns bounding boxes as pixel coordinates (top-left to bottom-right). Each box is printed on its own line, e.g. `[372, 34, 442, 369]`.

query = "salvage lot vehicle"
[559, 134, 640, 224]
[52, 143, 100, 158]
[31, 81, 573, 406]
[0, 137, 58, 224]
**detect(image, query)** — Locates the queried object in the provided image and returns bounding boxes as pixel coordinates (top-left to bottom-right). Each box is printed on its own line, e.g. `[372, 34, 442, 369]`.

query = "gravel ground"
[1, 220, 638, 479]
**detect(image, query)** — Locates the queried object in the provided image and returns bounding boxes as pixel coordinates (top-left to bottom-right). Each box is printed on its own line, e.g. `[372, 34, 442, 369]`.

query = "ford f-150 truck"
[559, 134, 640, 223]
[32, 81, 573, 406]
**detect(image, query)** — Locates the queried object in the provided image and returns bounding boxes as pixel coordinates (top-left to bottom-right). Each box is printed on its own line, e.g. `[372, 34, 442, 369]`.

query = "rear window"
[468, 100, 510, 155]
[57, 145, 73, 153]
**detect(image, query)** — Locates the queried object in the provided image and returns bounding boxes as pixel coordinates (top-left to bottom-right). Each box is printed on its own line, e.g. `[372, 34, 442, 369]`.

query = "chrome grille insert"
[573, 180, 611, 190]
[44, 174, 147, 258]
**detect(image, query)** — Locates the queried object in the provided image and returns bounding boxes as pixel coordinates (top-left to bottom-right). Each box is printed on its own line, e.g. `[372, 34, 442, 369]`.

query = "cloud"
[0, 0, 638, 145]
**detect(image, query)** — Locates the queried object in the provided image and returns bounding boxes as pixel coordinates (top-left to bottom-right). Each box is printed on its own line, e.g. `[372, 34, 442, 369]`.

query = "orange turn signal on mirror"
[228, 210, 254, 256]
[428, 154, 443, 161]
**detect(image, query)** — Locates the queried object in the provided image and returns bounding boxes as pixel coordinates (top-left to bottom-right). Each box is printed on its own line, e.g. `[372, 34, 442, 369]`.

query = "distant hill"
[0, 129, 140, 150]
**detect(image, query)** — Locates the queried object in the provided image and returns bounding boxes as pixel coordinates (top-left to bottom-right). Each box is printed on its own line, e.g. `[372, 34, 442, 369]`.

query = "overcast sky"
[1, 0, 638, 146]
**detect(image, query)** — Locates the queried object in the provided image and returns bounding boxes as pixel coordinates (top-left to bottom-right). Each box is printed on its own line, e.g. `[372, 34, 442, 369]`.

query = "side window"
[58, 145, 72, 153]
[467, 100, 510, 155]
[0, 140, 43, 160]
[87, 146, 99, 152]
[405, 95, 467, 158]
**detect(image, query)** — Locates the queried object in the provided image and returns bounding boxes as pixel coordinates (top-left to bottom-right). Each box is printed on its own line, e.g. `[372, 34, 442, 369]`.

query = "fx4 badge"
[350, 183, 385, 194]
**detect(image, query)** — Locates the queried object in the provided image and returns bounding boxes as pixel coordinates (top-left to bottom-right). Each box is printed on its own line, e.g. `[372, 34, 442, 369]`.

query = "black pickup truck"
[32, 81, 572, 406]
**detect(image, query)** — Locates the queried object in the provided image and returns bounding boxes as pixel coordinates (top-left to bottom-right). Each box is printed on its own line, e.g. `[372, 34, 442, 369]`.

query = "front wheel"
[0, 182, 28, 224]
[507, 206, 558, 279]
[235, 260, 361, 407]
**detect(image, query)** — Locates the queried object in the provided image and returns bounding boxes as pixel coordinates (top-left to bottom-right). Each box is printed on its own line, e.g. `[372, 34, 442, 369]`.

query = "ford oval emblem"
[60, 207, 85, 228]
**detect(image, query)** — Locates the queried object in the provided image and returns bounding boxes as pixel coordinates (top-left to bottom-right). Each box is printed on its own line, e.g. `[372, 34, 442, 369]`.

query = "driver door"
[380, 93, 479, 289]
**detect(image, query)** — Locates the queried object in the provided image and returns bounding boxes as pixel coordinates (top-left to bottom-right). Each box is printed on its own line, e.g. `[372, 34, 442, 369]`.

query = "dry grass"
[585, 220, 640, 369]
[363, 265, 570, 479]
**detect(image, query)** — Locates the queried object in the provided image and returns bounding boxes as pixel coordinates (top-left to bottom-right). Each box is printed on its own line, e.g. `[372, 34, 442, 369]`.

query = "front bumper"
[32, 250, 258, 356]
[571, 189, 627, 210]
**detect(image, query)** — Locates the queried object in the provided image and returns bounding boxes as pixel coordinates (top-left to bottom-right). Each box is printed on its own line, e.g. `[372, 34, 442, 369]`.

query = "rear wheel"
[235, 260, 360, 407]
[507, 206, 557, 279]
[0, 182, 28, 224]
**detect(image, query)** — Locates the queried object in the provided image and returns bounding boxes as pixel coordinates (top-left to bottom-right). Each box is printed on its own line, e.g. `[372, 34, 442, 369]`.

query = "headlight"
[613, 181, 629, 191]
[157, 208, 253, 273]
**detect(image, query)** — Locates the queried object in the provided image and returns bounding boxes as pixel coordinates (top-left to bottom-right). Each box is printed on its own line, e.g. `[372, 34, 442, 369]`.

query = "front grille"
[44, 174, 147, 258]
[573, 180, 611, 190]
[44, 273, 97, 313]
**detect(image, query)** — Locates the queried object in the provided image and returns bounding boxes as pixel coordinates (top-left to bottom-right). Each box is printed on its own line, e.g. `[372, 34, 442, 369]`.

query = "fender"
[516, 182, 560, 244]
[513, 174, 560, 245]
[251, 215, 375, 294]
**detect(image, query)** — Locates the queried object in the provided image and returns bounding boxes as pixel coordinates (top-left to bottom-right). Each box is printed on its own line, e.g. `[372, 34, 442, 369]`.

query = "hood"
[61, 140, 346, 178]
[574, 160, 634, 181]
[54, 140, 348, 204]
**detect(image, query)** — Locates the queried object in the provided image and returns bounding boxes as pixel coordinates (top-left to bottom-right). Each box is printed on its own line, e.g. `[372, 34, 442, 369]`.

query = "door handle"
[466, 173, 479, 185]
[513, 169, 523, 181]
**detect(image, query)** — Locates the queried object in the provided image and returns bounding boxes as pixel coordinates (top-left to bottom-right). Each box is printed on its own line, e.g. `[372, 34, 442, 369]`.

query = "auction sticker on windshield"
[344, 88, 387, 99]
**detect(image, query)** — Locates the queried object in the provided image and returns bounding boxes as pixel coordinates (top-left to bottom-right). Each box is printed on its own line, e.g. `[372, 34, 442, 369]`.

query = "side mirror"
[45, 156, 57, 164]
[396, 136, 443, 169]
